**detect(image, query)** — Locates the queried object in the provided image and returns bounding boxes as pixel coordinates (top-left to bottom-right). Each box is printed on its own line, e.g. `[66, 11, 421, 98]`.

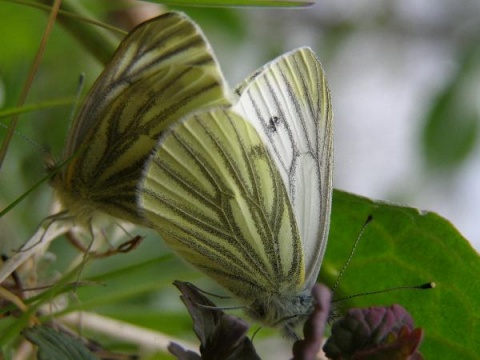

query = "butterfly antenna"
[195, 303, 247, 314]
[70, 74, 86, 122]
[333, 282, 435, 302]
[44, 73, 85, 174]
[250, 327, 262, 341]
[332, 215, 373, 296]
[185, 282, 231, 300]
[0, 123, 49, 154]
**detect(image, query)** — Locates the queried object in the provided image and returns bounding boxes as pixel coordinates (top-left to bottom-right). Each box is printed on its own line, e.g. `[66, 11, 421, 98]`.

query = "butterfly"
[139, 47, 333, 336]
[48, 12, 229, 227]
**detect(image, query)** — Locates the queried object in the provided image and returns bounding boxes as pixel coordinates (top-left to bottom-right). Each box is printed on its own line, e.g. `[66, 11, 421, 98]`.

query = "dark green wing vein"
[56, 12, 229, 224]
[198, 111, 300, 283]
[140, 108, 304, 300]
[144, 111, 281, 281]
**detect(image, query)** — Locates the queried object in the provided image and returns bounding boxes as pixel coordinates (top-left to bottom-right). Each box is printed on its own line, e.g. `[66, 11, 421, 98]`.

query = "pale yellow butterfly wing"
[140, 108, 304, 311]
[53, 12, 229, 225]
[233, 47, 333, 289]
[140, 48, 332, 334]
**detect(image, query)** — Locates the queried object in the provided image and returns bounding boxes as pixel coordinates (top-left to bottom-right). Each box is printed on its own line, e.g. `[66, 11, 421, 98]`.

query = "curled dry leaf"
[169, 281, 260, 360]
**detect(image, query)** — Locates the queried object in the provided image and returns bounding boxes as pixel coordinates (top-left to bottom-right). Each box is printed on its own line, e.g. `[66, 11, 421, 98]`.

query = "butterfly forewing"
[55, 12, 229, 224]
[233, 47, 333, 288]
[140, 108, 304, 301]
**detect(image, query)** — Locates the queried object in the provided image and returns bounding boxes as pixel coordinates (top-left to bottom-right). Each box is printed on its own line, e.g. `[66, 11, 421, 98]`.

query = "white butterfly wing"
[233, 47, 333, 288]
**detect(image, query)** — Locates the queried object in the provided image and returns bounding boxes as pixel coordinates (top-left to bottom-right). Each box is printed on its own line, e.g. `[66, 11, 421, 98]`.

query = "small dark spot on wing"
[267, 116, 281, 132]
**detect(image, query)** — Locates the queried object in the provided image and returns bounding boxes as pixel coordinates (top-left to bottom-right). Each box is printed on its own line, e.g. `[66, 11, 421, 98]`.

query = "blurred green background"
[0, 0, 479, 359]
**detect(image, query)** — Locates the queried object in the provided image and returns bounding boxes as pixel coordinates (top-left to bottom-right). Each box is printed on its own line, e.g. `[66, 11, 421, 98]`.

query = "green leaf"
[71, 256, 188, 311]
[421, 83, 479, 170]
[421, 44, 480, 171]
[27, 0, 122, 65]
[323, 190, 480, 359]
[0, 98, 77, 119]
[22, 326, 98, 360]
[146, 0, 312, 7]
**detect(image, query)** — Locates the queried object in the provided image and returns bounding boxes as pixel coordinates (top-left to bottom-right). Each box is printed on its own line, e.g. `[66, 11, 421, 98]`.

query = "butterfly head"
[44, 153, 104, 225]
[247, 291, 314, 338]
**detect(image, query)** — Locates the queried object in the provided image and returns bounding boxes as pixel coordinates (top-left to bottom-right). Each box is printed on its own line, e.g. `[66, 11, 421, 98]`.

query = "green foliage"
[421, 43, 480, 171]
[324, 190, 480, 359]
[146, 0, 312, 6]
[1, 1, 478, 359]
[23, 326, 98, 360]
